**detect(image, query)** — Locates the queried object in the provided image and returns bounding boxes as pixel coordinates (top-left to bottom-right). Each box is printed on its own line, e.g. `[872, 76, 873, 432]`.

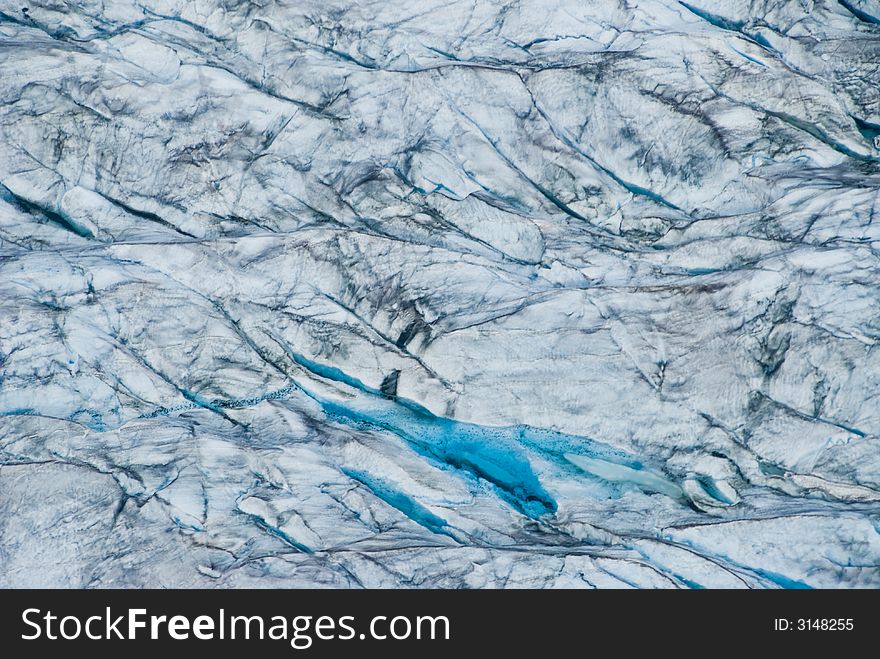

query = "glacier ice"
[1, 0, 879, 588]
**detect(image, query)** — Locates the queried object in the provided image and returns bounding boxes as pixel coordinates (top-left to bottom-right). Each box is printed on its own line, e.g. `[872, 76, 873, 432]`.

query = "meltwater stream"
[289, 352, 684, 518]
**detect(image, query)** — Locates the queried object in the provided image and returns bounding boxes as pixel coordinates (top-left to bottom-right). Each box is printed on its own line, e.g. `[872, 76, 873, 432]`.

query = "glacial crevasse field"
[1, 0, 880, 587]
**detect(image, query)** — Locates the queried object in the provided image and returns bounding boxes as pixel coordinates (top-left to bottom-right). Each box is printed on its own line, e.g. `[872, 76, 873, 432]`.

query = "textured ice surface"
[1, 0, 880, 588]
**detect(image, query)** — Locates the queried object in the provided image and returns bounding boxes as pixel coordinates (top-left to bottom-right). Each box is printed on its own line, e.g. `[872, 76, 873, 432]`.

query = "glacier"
[1, 0, 879, 588]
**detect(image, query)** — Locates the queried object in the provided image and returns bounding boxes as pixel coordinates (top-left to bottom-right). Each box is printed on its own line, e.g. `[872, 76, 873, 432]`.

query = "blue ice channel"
[288, 352, 684, 518]
[115, 350, 685, 519]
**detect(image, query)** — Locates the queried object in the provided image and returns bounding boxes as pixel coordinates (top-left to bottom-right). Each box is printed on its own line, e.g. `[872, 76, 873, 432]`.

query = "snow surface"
[1, 0, 879, 587]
